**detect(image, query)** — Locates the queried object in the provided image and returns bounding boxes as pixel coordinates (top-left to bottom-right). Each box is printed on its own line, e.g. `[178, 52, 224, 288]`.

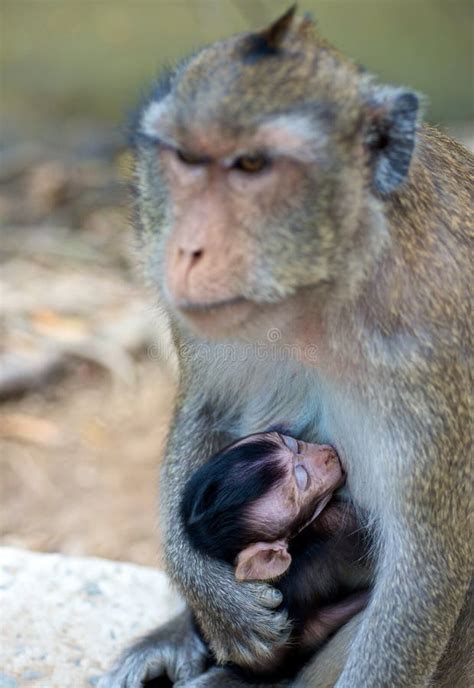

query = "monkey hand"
[97, 608, 209, 688]
[192, 578, 290, 670]
[179, 665, 283, 688]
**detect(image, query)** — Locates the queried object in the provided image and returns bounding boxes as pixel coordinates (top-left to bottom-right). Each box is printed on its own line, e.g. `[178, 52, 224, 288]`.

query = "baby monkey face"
[248, 433, 345, 538]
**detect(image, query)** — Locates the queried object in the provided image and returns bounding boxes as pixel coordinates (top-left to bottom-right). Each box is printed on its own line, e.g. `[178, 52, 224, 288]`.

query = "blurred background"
[1, 0, 473, 567]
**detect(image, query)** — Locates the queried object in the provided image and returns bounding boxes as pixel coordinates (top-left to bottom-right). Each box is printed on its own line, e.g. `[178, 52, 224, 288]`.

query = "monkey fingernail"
[259, 587, 283, 608]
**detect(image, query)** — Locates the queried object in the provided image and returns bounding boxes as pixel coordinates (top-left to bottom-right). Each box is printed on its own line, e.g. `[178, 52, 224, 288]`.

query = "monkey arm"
[99, 374, 290, 688]
[431, 582, 474, 688]
[293, 582, 474, 688]
[321, 400, 472, 688]
[295, 570, 473, 688]
[160, 374, 291, 668]
[297, 598, 468, 688]
[299, 591, 370, 650]
[294, 613, 363, 688]
[333, 538, 471, 688]
[98, 608, 209, 688]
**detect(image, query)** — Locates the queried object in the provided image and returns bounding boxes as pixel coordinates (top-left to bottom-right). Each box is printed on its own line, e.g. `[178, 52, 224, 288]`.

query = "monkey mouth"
[177, 295, 248, 312]
[297, 469, 346, 534]
[311, 492, 335, 520]
[173, 294, 288, 340]
[174, 295, 257, 337]
[293, 493, 335, 538]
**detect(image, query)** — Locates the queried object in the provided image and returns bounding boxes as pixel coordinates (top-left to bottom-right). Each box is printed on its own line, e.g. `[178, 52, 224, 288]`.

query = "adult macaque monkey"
[100, 6, 473, 688]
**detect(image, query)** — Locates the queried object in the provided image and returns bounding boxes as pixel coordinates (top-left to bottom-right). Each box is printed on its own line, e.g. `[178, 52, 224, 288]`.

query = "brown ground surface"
[0, 123, 175, 567]
[0, 361, 175, 567]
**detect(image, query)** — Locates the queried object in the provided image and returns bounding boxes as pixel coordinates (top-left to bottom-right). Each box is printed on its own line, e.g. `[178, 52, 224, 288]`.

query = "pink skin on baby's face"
[246, 432, 345, 538]
[234, 432, 345, 582]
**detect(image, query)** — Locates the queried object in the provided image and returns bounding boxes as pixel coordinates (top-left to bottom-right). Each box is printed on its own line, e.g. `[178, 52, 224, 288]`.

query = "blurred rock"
[0, 547, 184, 688]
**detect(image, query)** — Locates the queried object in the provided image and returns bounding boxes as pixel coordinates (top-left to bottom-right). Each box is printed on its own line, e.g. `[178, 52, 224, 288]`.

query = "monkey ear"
[262, 5, 297, 50]
[365, 86, 420, 195]
[235, 540, 291, 582]
[243, 5, 297, 60]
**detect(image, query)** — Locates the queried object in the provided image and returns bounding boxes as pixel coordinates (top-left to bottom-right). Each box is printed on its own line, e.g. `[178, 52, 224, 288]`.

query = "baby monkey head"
[134, 6, 419, 338]
[181, 432, 343, 582]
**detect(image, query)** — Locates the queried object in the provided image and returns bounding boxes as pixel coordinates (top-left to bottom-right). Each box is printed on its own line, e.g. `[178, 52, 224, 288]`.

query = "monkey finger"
[177, 666, 251, 687]
[172, 657, 209, 684]
[208, 606, 290, 668]
[255, 585, 283, 608]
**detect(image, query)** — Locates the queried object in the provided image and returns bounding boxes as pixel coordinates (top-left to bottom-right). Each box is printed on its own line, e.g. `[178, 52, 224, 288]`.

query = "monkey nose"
[167, 245, 206, 302]
[177, 246, 204, 268]
[318, 445, 338, 465]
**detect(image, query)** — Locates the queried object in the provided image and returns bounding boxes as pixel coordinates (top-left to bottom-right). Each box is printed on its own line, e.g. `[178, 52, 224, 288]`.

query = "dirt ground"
[0, 122, 176, 566]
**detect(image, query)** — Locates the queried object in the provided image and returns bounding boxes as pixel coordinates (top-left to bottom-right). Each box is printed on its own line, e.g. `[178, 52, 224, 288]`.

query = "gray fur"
[101, 9, 473, 688]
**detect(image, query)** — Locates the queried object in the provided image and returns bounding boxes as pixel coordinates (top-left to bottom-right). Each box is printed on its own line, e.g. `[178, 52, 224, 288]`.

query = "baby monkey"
[181, 432, 373, 678]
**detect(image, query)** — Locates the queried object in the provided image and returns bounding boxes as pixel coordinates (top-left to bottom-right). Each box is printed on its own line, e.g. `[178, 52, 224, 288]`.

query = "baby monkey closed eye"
[181, 432, 373, 678]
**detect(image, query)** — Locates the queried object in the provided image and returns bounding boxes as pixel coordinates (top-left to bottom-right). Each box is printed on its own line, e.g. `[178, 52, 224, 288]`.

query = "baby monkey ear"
[235, 539, 291, 582]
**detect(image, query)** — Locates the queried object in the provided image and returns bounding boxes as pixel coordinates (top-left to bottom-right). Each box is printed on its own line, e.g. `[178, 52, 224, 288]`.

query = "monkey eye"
[233, 153, 270, 174]
[281, 435, 299, 453]
[294, 464, 310, 491]
[176, 149, 208, 166]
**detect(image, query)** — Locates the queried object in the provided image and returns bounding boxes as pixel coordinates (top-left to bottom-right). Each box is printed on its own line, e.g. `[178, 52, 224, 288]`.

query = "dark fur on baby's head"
[181, 435, 286, 564]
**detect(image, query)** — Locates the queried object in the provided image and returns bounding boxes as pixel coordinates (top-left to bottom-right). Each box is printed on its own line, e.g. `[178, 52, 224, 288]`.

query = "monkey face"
[239, 432, 345, 538]
[234, 432, 345, 582]
[136, 105, 366, 339]
[133, 10, 418, 340]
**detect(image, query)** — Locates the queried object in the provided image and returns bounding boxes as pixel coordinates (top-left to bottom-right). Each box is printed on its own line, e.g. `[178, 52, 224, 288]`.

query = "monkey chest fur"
[201, 345, 391, 512]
